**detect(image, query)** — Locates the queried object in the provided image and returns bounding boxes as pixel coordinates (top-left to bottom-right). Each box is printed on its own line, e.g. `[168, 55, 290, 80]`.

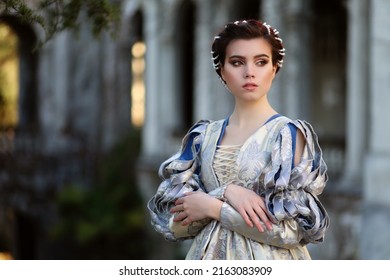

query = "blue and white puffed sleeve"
[264, 120, 330, 245]
[147, 120, 211, 241]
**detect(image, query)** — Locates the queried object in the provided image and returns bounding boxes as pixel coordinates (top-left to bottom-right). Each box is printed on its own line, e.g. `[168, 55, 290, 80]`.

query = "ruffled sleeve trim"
[264, 119, 330, 244]
[147, 120, 210, 241]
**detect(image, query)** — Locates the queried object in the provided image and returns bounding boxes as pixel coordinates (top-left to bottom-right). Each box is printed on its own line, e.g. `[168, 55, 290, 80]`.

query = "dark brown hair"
[211, 19, 285, 83]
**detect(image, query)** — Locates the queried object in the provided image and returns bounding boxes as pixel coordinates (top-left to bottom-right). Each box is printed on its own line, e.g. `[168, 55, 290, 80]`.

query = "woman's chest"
[200, 125, 274, 192]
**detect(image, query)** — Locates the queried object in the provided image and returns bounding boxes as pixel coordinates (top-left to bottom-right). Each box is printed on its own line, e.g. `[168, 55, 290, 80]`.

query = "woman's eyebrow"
[254, 54, 270, 59]
[228, 54, 270, 59]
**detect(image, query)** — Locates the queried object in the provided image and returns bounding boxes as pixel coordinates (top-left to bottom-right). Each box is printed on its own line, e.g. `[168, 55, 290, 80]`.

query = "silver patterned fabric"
[147, 116, 330, 259]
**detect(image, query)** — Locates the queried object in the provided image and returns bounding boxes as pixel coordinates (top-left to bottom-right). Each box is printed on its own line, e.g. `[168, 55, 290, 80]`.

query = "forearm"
[219, 202, 303, 249]
[169, 192, 223, 238]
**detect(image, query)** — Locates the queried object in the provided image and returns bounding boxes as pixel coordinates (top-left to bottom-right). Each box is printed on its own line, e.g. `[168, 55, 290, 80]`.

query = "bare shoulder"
[294, 128, 306, 166]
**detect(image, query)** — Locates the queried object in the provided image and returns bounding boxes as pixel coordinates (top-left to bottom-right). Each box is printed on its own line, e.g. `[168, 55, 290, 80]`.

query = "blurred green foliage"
[0, 0, 121, 44]
[50, 129, 148, 259]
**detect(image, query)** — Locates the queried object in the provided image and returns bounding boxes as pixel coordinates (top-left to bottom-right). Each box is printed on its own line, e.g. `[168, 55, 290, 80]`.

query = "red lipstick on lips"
[242, 83, 258, 91]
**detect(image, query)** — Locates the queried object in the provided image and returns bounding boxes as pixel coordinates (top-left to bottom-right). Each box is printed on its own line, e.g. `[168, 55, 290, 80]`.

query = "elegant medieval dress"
[147, 115, 330, 260]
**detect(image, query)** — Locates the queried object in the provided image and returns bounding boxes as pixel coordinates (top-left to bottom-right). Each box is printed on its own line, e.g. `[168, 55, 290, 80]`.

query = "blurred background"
[0, 0, 389, 260]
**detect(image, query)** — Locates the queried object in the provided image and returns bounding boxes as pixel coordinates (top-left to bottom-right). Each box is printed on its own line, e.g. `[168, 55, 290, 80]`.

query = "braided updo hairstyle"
[211, 20, 285, 84]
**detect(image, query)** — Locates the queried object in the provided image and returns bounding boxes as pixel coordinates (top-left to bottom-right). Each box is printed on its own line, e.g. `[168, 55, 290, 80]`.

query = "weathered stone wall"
[0, 8, 133, 259]
[139, 0, 390, 260]
[1, 0, 390, 260]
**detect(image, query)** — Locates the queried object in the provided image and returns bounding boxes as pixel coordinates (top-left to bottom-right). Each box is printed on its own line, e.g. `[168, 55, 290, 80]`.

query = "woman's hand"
[224, 184, 273, 232]
[170, 191, 223, 226]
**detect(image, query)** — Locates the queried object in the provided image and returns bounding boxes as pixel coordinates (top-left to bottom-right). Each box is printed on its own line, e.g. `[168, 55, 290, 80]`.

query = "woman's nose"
[244, 64, 255, 78]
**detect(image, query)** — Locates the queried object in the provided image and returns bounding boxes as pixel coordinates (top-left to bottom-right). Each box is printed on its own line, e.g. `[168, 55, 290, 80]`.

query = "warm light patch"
[131, 41, 146, 127]
[0, 23, 19, 128]
[0, 252, 13, 260]
[132, 41, 146, 58]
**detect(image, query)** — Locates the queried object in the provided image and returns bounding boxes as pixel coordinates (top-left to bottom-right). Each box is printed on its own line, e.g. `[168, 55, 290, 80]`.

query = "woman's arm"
[171, 187, 303, 249]
[168, 191, 221, 238]
[219, 202, 302, 249]
[168, 183, 271, 238]
[221, 184, 303, 249]
[147, 120, 213, 241]
[224, 184, 273, 233]
[170, 191, 223, 224]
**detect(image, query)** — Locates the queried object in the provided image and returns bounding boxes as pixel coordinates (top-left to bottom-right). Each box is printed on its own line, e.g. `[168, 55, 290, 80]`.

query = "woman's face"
[221, 38, 276, 104]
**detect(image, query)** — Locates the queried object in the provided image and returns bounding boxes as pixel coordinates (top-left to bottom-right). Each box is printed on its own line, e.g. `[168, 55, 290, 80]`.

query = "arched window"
[232, 0, 261, 19]
[0, 16, 38, 152]
[2, 17, 38, 130]
[173, 0, 196, 135]
[311, 1, 347, 179]
[0, 15, 38, 260]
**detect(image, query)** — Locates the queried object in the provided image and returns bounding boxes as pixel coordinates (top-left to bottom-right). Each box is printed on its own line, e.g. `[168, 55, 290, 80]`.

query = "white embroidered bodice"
[212, 145, 242, 186]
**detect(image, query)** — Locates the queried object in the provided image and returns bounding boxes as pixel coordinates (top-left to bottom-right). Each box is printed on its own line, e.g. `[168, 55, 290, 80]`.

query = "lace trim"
[213, 145, 241, 186]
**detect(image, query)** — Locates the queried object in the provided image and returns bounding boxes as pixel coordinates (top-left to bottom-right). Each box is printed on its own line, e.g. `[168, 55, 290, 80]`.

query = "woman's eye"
[256, 60, 268, 66]
[230, 60, 243, 66]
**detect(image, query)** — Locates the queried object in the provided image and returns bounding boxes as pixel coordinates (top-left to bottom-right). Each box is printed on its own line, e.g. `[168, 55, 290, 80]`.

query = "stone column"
[193, 0, 217, 121]
[342, 0, 369, 191]
[361, 0, 390, 259]
[142, 0, 162, 158]
[138, 0, 179, 260]
[193, 0, 233, 122]
[278, 0, 311, 120]
[262, 0, 284, 111]
[38, 32, 69, 153]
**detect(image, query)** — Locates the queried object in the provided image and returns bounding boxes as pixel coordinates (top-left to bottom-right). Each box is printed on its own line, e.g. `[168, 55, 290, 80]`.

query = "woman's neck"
[229, 99, 277, 128]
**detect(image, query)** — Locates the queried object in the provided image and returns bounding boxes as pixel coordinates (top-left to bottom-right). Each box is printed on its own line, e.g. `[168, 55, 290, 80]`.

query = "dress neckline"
[216, 113, 281, 146]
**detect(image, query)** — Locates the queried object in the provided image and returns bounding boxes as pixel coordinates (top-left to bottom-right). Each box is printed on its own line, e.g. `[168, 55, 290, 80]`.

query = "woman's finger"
[181, 217, 192, 226]
[237, 208, 258, 230]
[175, 197, 183, 205]
[253, 205, 273, 231]
[173, 211, 186, 222]
[246, 208, 265, 233]
[170, 203, 184, 213]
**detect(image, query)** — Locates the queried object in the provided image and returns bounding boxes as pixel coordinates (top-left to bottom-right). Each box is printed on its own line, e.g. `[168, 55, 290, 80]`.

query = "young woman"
[147, 19, 329, 260]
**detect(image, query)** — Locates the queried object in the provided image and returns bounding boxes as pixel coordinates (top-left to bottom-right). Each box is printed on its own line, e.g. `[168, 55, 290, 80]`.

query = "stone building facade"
[0, 0, 389, 259]
[136, 0, 390, 260]
[0, 6, 133, 259]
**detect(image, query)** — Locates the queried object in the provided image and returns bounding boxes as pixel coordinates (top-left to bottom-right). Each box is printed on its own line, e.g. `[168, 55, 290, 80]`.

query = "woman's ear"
[220, 67, 225, 81]
[272, 65, 277, 78]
